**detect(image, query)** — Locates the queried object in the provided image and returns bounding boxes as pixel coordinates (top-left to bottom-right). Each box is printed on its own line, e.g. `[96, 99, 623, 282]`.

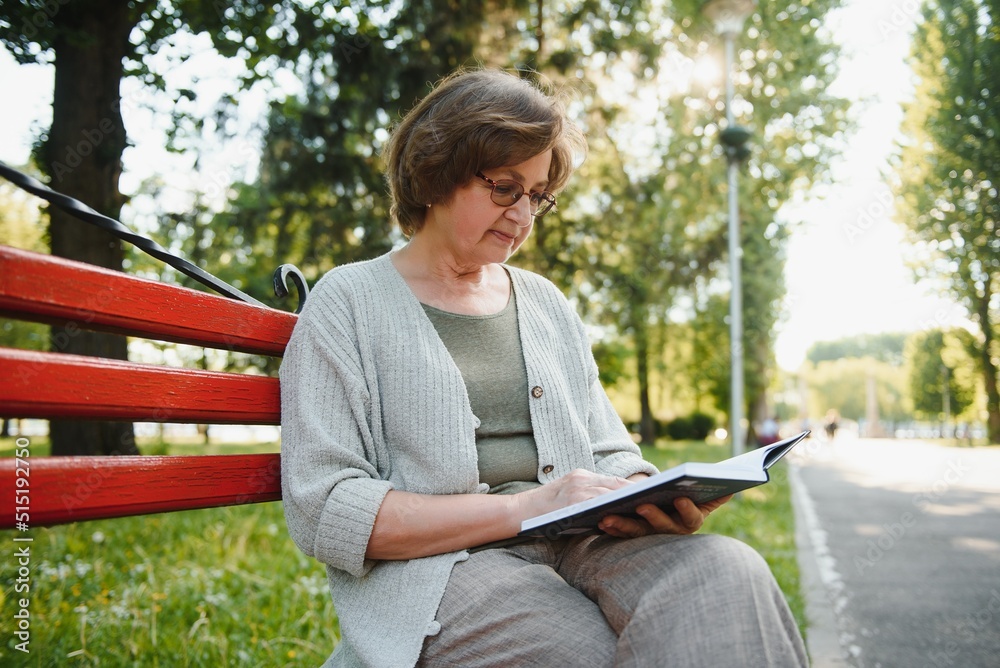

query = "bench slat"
[0, 454, 281, 527]
[0, 348, 280, 424]
[0, 245, 296, 355]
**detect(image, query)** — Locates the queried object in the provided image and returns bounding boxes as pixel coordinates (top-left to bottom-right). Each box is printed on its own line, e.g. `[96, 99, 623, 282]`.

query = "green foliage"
[0, 170, 50, 370]
[592, 338, 633, 388]
[149, 0, 539, 301]
[118, 0, 853, 444]
[520, 0, 850, 439]
[0, 174, 46, 251]
[0, 503, 338, 666]
[905, 328, 977, 419]
[0, 318, 47, 354]
[683, 294, 733, 415]
[688, 411, 716, 440]
[807, 332, 909, 366]
[663, 411, 716, 441]
[1, 0, 851, 446]
[793, 328, 988, 428]
[720, 0, 850, 425]
[803, 356, 910, 423]
[893, 0, 1000, 441]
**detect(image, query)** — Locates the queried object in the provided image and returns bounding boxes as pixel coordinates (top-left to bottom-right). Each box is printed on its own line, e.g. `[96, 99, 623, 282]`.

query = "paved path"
[788, 436, 1000, 668]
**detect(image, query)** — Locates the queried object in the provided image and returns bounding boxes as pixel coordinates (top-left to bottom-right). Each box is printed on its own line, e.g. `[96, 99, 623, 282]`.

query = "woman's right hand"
[513, 469, 633, 523]
[366, 470, 633, 560]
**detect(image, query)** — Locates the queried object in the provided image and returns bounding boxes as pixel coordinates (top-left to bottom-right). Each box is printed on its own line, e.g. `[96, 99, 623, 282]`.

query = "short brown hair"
[383, 68, 587, 236]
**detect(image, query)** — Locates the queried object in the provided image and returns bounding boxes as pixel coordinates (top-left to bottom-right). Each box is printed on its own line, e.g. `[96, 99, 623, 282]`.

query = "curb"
[789, 462, 852, 667]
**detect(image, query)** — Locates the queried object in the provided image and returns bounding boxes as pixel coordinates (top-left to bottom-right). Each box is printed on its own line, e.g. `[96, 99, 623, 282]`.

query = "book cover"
[517, 430, 810, 540]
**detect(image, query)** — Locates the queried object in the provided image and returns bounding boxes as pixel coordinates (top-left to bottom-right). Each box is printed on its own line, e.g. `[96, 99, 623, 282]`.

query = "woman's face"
[423, 150, 553, 268]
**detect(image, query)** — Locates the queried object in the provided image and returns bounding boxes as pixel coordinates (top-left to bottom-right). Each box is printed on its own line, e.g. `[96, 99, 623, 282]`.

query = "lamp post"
[702, 0, 755, 458]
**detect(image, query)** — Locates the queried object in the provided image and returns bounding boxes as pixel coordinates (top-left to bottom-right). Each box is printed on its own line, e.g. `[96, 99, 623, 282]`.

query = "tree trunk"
[635, 323, 656, 445]
[748, 391, 770, 448]
[44, 1, 139, 456]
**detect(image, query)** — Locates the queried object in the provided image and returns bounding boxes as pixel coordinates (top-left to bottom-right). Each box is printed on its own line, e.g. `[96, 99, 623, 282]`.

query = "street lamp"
[702, 0, 755, 458]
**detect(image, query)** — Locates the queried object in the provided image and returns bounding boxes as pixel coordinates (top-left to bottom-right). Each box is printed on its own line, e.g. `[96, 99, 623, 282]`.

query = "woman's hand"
[514, 470, 732, 540]
[514, 469, 633, 523]
[596, 494, 733, 538]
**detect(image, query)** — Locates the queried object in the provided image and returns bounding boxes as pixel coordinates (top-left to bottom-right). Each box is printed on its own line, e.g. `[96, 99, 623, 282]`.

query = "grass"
[1, 438, 804, 666]
[1, 499, 337, 666]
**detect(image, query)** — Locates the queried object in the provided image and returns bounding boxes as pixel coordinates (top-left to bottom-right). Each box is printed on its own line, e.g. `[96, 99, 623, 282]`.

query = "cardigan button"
[542, 465, 554, 475]
[531, 386, 544, 399]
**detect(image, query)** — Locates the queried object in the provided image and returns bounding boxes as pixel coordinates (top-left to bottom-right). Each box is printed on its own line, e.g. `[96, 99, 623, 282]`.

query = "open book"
[517, 430, 809, 540]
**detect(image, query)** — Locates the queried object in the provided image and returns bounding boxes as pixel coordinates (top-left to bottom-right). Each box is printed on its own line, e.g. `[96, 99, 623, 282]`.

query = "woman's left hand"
[596, 494, 734, 538]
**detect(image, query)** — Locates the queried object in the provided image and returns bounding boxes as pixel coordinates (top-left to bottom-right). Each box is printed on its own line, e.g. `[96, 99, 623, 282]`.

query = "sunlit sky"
[0, 0, 969, 370]
[773, 0, 969, 368]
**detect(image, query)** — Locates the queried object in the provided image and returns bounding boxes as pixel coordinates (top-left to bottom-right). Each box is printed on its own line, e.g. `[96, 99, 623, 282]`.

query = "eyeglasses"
[476, 172, 557, 218]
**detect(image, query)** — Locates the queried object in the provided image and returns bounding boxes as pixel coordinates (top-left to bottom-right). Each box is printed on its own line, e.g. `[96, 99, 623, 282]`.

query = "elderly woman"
[280, 69, 807, 668]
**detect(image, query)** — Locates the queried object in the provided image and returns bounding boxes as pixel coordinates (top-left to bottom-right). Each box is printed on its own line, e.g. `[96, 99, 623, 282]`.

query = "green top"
[422, 289, 541, 495]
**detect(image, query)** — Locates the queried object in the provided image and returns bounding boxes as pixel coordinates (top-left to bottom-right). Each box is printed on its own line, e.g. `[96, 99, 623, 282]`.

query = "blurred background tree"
[892, 0, 1000, 443]
[807, 332, 909, 366]
[3, 0, 911, 450]
[796, 327, 982, 438]
[125, 0, 852, 444]
[519, 0, 851, 442]
[0, 0, 516, 452]
[906, 328, 977, 422]
[803, 356, 910, 426]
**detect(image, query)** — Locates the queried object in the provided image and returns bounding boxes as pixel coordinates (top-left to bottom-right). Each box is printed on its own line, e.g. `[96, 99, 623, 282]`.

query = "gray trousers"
[418, 533, 808, 667]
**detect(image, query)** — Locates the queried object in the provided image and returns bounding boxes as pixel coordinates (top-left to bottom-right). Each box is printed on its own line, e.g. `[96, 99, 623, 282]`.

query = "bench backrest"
[0, 245, 297, 527]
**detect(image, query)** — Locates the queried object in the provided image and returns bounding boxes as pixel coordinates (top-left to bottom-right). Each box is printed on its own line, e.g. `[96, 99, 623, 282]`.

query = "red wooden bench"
[0, 244, 297, 527]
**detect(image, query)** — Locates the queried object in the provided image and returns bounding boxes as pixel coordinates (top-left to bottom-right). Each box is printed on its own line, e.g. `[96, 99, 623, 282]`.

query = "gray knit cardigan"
[279, 252, 658, 667]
